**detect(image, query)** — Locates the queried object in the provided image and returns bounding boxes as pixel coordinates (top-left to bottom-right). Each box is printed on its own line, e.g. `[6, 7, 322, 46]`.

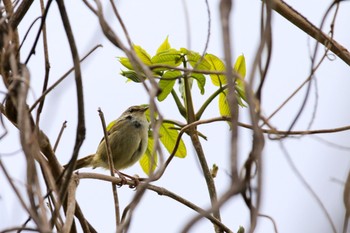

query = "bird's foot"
[114, 170, 140, 188]
[114, 170, 128, 186]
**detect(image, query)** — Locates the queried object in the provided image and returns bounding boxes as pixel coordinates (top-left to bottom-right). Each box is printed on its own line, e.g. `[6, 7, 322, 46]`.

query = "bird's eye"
[126, 115, 132, 120]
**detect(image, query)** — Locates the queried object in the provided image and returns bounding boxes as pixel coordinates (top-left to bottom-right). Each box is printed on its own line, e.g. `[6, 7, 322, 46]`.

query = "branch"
[146, 184, 232, 233]
[16, 64, 50, 231]
[61, 179, 77, 233]
[29, 44, 102, 112]
[98, 108, 120, 228]
[35, 0, 51, 126]
[56, 0, 86, 200]
[9, 0, 35, 29]
[77, 172, 233, 233]
[269, 0, 350, 66]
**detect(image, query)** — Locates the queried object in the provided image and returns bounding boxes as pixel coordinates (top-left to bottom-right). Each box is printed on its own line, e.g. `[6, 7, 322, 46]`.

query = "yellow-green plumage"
[73, 105, 149, 171]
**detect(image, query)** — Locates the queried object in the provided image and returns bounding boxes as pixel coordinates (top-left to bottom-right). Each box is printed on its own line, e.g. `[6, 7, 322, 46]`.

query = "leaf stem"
[171, 89, 186, 117]
[196, 85, 227, 120]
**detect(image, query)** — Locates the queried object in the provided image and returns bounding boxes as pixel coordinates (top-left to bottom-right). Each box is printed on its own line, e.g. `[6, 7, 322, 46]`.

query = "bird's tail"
[63, 154, 94, 170]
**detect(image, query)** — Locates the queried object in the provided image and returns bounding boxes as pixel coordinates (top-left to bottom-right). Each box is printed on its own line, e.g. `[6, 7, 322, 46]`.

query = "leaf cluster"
[118, 37, 247, 174]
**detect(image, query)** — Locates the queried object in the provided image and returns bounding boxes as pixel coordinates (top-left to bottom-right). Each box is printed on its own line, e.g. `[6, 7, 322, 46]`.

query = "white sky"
[1, 0, 350, 232]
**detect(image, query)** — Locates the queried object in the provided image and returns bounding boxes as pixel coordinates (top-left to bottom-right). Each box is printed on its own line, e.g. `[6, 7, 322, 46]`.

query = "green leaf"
[157, 70, 180, 101]
[219, 90, 230, 117]
[151, 49, 183, 69]
[159, 122, 187, 158]
[118, 45, 152, 70]
[233, 54, 246, 78]
[190, 73, 206, 94]
[139, 137, 158, 175]
[118, 57, 133, 70]
[185, 50, 211, 70]
[156, 36, 171, 54]
[205, 54, 226, 86]
[120, 70, 143, 82]
[134, 45, 152, 66]
[234, 54, 247, 107]
[180, 47, 188, 55]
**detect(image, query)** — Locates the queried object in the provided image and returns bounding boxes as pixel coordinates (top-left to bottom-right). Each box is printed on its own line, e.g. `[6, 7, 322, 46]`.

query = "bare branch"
[269, 0, 350, 66]
[98, 108, 120, 228]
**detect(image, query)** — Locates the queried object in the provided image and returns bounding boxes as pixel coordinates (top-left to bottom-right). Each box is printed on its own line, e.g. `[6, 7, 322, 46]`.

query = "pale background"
[0, 0, 349, 232]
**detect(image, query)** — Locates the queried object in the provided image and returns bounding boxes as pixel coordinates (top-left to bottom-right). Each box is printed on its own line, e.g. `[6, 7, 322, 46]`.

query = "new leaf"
[159, 122, 187, 158]
[157, 70, 181, 101]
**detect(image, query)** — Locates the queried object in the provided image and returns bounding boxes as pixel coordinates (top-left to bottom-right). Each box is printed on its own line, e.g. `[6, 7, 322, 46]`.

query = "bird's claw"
[128, 177, 140, 189]
[114, 170, 140, 188]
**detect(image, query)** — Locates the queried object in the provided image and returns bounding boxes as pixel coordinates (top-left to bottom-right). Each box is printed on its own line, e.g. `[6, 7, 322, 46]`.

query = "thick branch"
[270, 0, 350, 66]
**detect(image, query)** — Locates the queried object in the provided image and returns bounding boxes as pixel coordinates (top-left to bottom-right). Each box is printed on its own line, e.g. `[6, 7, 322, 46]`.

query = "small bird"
[71, 105, 149, 171]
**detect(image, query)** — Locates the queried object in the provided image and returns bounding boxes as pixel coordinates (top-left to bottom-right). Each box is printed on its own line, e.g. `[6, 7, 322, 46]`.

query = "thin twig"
[53, 121, 67, 152]
[24, 0, 53, 64]
[181, 181, 244, 233]
[147, 183, 232, 233]
[108, 0, 132, 48]
[279, 142, 337, 233]
[98, 108, 120, 228]
[35, 0, 51, 127]
[258, 214, 279, 233]
[0, 160, 36, 223]
[29, 44, 102, 112]
[77, 172, 233, 232]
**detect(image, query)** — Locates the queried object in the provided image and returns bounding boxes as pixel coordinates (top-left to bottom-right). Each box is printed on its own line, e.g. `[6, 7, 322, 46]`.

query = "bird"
[68, 105, 149, 172]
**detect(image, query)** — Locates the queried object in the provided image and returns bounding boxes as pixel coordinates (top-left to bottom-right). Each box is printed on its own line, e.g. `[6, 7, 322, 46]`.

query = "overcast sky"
[1, 0, 350, 232]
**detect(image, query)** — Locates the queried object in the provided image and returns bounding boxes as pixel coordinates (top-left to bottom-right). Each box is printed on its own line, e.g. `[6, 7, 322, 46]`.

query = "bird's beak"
[141, 106, 149, 112]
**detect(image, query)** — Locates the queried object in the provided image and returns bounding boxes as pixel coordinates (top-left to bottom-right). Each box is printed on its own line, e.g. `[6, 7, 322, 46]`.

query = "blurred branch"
[258, 214, 278, 233]
[219, 0, 239, 181]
